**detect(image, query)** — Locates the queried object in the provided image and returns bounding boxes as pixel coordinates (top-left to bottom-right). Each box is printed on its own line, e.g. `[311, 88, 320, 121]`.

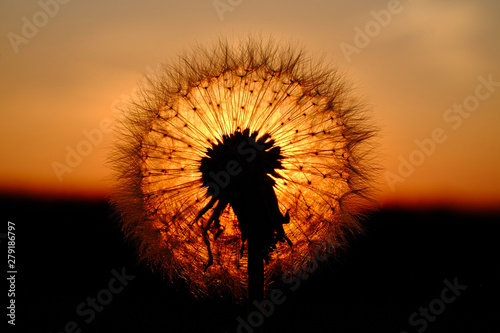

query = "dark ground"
[2, 194, 499, 333]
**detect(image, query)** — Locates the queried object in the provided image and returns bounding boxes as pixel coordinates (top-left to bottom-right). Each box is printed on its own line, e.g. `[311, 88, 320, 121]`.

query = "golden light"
[110, 37, 376, 302]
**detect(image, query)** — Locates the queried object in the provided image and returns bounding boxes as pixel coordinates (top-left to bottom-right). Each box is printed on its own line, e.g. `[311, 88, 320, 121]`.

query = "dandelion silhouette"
[111, 37, 376, 303]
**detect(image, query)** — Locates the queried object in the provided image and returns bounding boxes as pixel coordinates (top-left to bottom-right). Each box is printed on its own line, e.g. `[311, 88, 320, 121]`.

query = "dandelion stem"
[247, 237, 264, 303]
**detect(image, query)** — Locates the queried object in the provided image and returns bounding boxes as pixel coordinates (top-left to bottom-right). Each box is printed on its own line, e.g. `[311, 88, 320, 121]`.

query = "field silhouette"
[3, 194, 499, 333]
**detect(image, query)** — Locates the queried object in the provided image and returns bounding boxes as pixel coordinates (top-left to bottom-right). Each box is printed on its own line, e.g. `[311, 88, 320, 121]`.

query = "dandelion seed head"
[110, 37, 377, 301]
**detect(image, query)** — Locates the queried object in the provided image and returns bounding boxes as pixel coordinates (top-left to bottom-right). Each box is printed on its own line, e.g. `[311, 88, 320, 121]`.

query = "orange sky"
[1, 0, 499, 210]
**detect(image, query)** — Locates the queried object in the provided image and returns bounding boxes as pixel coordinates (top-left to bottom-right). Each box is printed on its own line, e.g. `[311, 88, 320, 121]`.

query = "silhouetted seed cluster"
[196, 128, 292, 272]
[110, 37, 377, 301]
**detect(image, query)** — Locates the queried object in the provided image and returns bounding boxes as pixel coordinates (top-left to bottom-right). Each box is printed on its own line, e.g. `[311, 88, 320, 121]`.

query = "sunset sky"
[1, 0, 499, 210]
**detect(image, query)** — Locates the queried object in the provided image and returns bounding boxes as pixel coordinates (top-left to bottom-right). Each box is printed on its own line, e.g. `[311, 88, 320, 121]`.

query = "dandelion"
[110, 37, 377, 302]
